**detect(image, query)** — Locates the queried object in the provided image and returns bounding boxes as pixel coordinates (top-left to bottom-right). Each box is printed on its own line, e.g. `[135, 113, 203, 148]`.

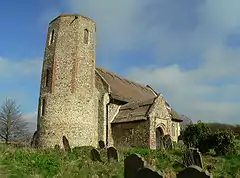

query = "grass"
[0, 144, 240, 178]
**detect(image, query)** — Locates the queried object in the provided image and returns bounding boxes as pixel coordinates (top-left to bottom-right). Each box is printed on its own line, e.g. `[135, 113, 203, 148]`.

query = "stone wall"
[171, 121, 180, 142]
[95, 72, 110, 143]
[37, 15, 98, 149]
[108, 103, 121, 146]
[111, 120, 150, 148]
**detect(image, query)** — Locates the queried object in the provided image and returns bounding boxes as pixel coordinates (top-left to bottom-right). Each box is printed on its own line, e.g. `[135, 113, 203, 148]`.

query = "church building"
[35, 14, 182, 149]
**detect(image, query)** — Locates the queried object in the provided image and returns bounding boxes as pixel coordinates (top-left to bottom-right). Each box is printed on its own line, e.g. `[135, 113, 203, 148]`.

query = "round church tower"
[36, 14, 98, 148]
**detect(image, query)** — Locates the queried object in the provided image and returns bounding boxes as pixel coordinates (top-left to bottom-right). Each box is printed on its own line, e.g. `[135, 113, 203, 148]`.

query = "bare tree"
[0, 98, 29, 144]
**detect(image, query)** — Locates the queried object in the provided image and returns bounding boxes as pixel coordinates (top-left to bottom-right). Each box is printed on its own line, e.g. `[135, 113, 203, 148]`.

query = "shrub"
[181, 122, 212, 152]
[211, 130, 236, 156]
[181, 123, 238, 155]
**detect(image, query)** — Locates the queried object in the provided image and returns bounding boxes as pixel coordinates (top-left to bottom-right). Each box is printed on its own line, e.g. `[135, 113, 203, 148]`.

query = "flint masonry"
[35, 14, 182, 149]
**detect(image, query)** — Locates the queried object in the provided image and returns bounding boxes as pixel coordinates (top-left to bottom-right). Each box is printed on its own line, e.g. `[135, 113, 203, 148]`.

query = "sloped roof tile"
[96, 67, 156, 102]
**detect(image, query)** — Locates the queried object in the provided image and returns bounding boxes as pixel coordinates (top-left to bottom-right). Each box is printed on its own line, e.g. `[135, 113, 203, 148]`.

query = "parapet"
[49, 14, 95, 24]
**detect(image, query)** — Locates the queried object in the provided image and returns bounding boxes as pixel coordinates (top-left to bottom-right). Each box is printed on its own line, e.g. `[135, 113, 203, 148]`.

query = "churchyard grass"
[0, 142, 239, 178]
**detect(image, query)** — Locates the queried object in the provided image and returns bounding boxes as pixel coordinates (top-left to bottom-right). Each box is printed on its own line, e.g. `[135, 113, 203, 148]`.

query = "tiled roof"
[96, 67, 157, 102]
[112, 98, 155, 123]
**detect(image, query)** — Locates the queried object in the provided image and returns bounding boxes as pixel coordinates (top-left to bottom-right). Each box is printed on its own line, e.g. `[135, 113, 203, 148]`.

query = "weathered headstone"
[62, 136, 71, 152]
[192, 148, 203, 168]
[107, 146, 118, 162]
[124, 154, 146, 178]
[54, 144, 60, 150]
[177, 165, 211, 178]
[98, 140, 105, 149]
[136, 167, 163, 178]
[91, 148, 102, 162]
[183, 148, 203, 168]
[163, 134, 173, 150]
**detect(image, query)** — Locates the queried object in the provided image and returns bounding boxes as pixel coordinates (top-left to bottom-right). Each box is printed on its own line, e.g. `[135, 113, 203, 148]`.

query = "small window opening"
[44, 69, 50, 87]
[84, 29, 89, 44]
[41, 99, 46, 117]
[49, 29, 55, 45]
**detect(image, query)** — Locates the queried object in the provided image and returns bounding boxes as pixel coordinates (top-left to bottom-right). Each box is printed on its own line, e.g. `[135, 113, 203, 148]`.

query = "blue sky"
[0, 0, 240, 132]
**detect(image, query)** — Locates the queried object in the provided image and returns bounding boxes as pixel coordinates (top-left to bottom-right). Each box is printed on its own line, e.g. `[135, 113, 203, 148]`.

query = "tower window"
[44, 69, 50, 87]
[41, 98, 46, 117]
[49, 29, 55, 45]
[84, 29, 89, 44]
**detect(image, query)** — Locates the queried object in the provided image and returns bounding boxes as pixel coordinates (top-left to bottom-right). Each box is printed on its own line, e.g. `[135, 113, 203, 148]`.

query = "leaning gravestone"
[91, 148, 102, 162]
[177, 165, 212, 178]
[98, 140, 105, 149]
[62, 136, 71, 152]
[124, 154, 147, 178]
[136, 167, 163, 178]
[183, 148, 203, 168]
[107, 146, 118, 162]
[163, 134, 173, 150]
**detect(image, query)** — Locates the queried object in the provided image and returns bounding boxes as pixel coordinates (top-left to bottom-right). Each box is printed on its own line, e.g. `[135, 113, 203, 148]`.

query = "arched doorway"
[156, 127, 164, 149]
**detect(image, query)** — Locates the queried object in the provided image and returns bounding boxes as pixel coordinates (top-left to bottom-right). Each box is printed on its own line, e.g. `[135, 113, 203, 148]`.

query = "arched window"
[44, 69, 50, 87]
[84, 29, 89, 44]
[49, 29, 55, 45]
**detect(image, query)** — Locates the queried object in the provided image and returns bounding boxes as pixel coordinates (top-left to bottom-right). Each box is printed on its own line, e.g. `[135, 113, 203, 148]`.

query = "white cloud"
[0, 56, 42, 108]
[0, 57, 42, 80]
[61, 0, 151, 55]
[59, 0, 240, 59]
[127, 44, 240, 124]
[0, 57, 41, 132]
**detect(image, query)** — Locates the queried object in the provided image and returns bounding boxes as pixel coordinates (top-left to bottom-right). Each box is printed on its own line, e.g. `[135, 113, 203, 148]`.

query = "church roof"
[95, 67, 183, 123]
[112, 98, 155, 123]
[96, 67, 157, 102]
[170, 108, 183, 122]
[112, 98, 183, 123]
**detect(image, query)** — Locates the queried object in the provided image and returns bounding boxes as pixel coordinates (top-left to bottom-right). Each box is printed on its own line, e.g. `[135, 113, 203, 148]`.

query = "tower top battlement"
[49, 14, 95, 24]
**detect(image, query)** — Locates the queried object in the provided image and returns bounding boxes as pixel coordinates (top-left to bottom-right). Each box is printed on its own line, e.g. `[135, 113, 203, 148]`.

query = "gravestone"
[98, 140, 105, 149]
[177, 165, 211, 178]
[192, 148, 203, 168]
[163, 134, 173, 150]
[107, 146, 118, 162]
[183, 148, 203, 168]
[54, 144, 60, 150]
[124, 154, 147, 178]
[91, 148, 102, 162]
[62, 136, 71, 152]
[136, 167, 163, 178]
